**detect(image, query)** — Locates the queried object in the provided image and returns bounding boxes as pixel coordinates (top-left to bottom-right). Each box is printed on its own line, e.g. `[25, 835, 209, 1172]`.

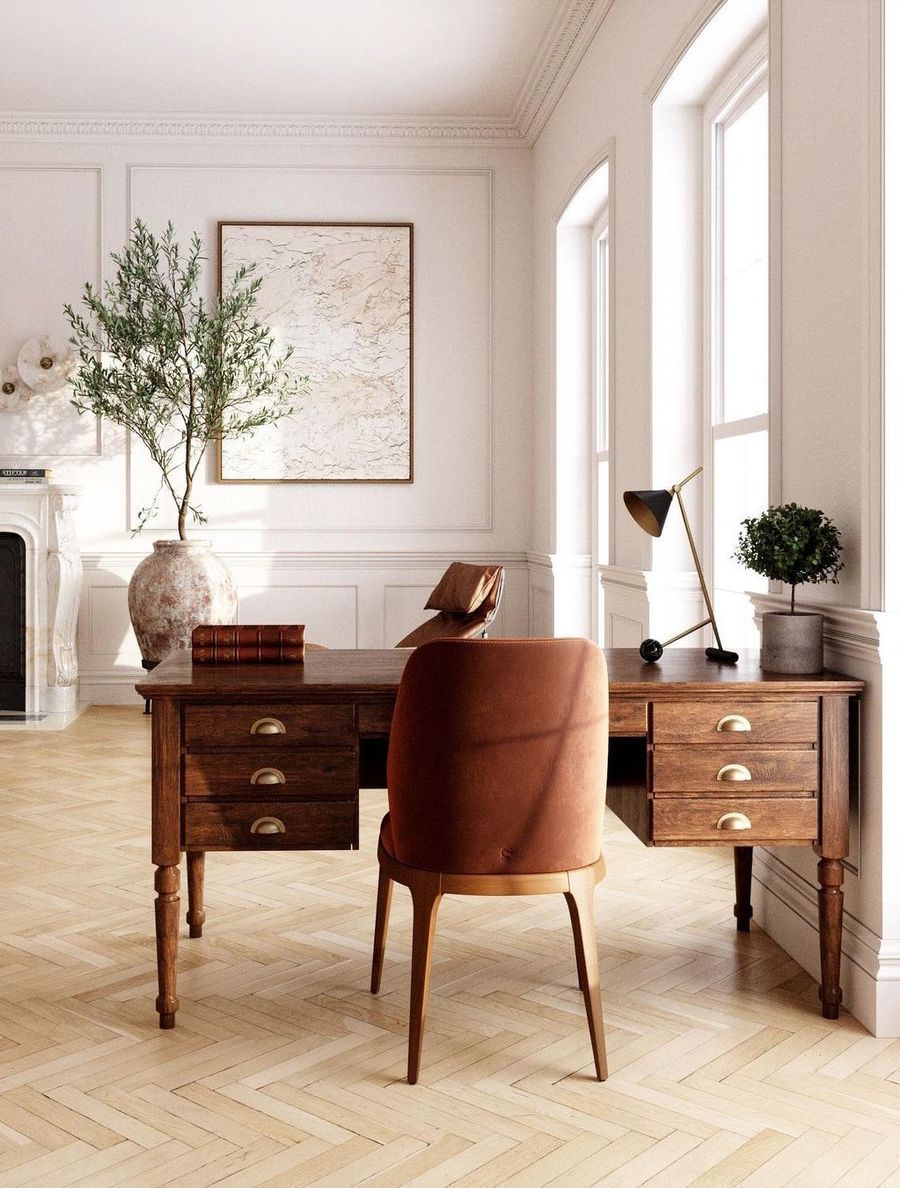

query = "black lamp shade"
[623, 488, 673, 538]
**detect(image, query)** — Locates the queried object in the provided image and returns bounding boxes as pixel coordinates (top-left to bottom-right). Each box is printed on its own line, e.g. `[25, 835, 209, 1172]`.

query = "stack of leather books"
[191, 624, 306, 664]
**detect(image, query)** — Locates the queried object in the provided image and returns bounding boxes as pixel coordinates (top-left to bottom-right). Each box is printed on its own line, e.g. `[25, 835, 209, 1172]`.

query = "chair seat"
[379, 812, 396, 858]
[379, 811, 606, 887]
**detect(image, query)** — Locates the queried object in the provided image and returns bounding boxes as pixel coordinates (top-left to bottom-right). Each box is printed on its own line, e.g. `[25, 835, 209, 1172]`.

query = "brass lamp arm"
[670, 464, 703, 495]
[673, 486, 724, 652]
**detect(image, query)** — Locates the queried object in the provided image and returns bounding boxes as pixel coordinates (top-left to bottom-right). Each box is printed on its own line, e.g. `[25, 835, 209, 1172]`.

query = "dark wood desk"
[137, 648, 862, 1029]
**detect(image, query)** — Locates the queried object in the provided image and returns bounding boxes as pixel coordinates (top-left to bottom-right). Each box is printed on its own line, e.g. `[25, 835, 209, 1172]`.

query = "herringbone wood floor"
[1, 707, 900, 1186]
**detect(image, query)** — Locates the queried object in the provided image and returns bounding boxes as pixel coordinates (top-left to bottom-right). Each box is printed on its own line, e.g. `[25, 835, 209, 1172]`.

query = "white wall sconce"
[17, 336, 76, 394]
[0, 365, 34, 412]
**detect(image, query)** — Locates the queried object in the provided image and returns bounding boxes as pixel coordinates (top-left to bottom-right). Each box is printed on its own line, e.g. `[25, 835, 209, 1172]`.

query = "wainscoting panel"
[78, 551, 528, 704]
[382, 584, 436, 648]
[88, 585, 138, 658]
[237, 584, 359, 649]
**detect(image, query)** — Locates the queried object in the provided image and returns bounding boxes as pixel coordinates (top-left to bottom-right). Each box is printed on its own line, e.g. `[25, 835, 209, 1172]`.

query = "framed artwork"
[217, 221, 413, 483]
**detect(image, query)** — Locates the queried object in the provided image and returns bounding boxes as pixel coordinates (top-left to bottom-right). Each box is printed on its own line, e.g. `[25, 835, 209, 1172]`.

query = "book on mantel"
[0, 468, 52, 482]
[191, 624, 306, 664]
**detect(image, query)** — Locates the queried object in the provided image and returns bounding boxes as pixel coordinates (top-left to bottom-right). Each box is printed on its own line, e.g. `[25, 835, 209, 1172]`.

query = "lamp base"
[638, 639, 739, 665]
[705, 646, 739, 664]
[639, 639, 663, 662]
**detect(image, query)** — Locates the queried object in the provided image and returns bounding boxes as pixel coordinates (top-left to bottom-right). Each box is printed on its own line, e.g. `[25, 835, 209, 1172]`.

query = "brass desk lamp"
[623, 465, 738, 664]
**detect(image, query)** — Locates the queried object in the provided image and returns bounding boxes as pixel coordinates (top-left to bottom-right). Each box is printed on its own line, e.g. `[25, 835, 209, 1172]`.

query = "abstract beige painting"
[218, 221, 412, 482]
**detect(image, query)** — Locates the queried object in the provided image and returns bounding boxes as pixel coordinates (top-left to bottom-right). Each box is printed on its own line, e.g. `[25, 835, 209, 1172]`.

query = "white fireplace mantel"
[0, 483, 83, 713]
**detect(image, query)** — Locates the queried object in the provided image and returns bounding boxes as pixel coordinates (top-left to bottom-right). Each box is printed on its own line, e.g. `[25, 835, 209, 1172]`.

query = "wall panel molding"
[80, 549, 528, 571]
[0, 164, 104, 458]
[78, 549, 529, 702]
[125, 163, 495, 534]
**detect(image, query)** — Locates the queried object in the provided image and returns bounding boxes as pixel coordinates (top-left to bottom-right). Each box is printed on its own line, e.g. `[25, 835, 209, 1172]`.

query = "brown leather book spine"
[191, 625, 305, 663]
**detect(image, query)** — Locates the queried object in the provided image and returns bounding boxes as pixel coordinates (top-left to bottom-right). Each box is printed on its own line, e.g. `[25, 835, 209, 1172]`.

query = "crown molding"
[513, 0, 615, 146]
[1, 2, 614, 148]
[0, 111, 524, 146]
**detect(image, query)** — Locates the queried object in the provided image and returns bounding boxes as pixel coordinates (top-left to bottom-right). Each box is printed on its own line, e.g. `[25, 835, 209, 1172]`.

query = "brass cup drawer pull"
[250, 717, 286, 735]
[716, 812, 752, 831]
[250, 767, 286, 786]
[716, 763, 752, 782]
[716, 714, 751, 733]
[250, 816, 286, 835]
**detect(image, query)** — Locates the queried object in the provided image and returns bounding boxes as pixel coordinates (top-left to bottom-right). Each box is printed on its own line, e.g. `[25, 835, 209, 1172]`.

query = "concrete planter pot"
[761, 611, 824, 674]
[128, 540, 237, 665]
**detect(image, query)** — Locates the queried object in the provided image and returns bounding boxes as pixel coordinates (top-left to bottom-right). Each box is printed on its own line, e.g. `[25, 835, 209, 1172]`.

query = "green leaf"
[65, 219, 307, 538]
[733, 502, 844, 606]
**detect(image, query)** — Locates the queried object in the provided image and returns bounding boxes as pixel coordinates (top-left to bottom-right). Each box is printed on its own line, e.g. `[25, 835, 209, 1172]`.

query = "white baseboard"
[754, 850, 900, 1036]
[80, 670, 145, 706]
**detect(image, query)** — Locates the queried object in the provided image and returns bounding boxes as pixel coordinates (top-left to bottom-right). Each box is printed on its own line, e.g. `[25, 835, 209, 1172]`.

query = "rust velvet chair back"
[371, 637, 611, 1083]
[395, 562, 504, 647]
[387, 637, 608, 874]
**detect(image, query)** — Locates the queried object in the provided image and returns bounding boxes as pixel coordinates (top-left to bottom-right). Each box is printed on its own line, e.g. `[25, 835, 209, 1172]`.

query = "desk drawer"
[185, 703, 355, 748]
[652, 797, 818, 844]
[184, 799, 357, 850]
[652, 700, 818, 745]
[357, 700, 394, 735]
[184, 750, 356, 799]
[652, 748, 818, 795]
[609, 698, 646, 736]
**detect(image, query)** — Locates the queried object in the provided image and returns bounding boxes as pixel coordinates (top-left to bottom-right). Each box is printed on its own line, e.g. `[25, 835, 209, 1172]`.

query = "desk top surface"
[136, 646, 863, 699]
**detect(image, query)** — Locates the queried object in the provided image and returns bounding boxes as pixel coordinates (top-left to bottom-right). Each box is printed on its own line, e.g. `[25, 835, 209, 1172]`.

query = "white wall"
[0, 135, 533, 699]
[530, 0, 893, 1033]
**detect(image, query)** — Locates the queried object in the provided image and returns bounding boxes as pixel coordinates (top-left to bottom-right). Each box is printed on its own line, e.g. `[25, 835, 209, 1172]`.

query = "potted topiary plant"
[65, 220, 303, 667]
[733, 502, 843, 673]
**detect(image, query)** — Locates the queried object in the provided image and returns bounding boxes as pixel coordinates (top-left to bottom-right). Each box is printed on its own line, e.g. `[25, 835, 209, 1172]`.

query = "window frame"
[702, 42, 769, 632]
[592, 212, 610, 564]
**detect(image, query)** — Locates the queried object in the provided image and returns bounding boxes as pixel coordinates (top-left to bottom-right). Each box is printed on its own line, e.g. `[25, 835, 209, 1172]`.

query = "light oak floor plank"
[0, 706, 897, 1186]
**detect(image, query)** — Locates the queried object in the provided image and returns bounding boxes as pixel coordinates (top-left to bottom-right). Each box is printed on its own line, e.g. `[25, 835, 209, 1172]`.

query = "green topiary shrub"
[733, 503, 843, 613]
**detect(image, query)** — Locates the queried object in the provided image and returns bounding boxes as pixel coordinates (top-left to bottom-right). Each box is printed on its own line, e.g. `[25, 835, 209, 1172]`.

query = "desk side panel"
[606, 737, 650, 844]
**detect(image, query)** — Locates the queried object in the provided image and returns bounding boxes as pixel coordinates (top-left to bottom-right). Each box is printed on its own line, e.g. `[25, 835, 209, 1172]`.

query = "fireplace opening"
[0, 532, 26, 711]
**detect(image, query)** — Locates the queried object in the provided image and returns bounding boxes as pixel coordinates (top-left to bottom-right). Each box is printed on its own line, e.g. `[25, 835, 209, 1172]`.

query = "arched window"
[555, 158, 611, 641]
[706, 48, 769, 648]
[650, 0, 768, 655]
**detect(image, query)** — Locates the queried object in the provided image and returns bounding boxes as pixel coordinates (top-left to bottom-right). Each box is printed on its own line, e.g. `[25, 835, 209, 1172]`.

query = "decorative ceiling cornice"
[0, 112, 524, 145]
[513, 0, 615, 145]
[0, 1, 613, 148]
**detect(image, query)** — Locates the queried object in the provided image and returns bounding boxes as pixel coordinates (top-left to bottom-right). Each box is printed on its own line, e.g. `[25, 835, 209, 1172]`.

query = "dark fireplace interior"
[0, 532, 26, 712]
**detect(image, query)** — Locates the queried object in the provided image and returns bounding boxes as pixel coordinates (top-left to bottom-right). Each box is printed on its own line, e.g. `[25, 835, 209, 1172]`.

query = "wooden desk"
[136, 648, 862, 1029]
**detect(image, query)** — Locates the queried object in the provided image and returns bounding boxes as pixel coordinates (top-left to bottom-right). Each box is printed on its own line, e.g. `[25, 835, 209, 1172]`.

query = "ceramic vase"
[128, 540, 237, 665]
[761, 611, 824, 674]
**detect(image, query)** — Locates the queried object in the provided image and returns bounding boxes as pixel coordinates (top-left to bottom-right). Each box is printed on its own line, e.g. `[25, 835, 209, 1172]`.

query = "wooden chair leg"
[407, 873, 442, 1085]
[565, 869, 608, 1081]
[371, 861, 394, 994]
[186, 852, 205, 939]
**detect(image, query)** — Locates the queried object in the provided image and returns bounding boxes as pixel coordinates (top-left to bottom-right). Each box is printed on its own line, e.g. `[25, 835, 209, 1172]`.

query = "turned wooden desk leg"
[733, 847, 753, 933]
[818, 857, 844, 1019]
[154, 864, 180, 1028]
[151, 697, 181, 1029]
[187, 852, 205, 938]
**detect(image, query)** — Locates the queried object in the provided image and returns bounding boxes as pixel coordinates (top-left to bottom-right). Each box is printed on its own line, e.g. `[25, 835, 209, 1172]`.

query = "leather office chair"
[395, 562, 504, 647]
[370, 637, 610, 1084]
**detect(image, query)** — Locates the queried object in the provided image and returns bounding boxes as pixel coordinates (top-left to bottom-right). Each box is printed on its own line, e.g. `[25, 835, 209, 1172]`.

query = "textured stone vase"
[128, 540, 237, 665]
[761, 611, 824, 674]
